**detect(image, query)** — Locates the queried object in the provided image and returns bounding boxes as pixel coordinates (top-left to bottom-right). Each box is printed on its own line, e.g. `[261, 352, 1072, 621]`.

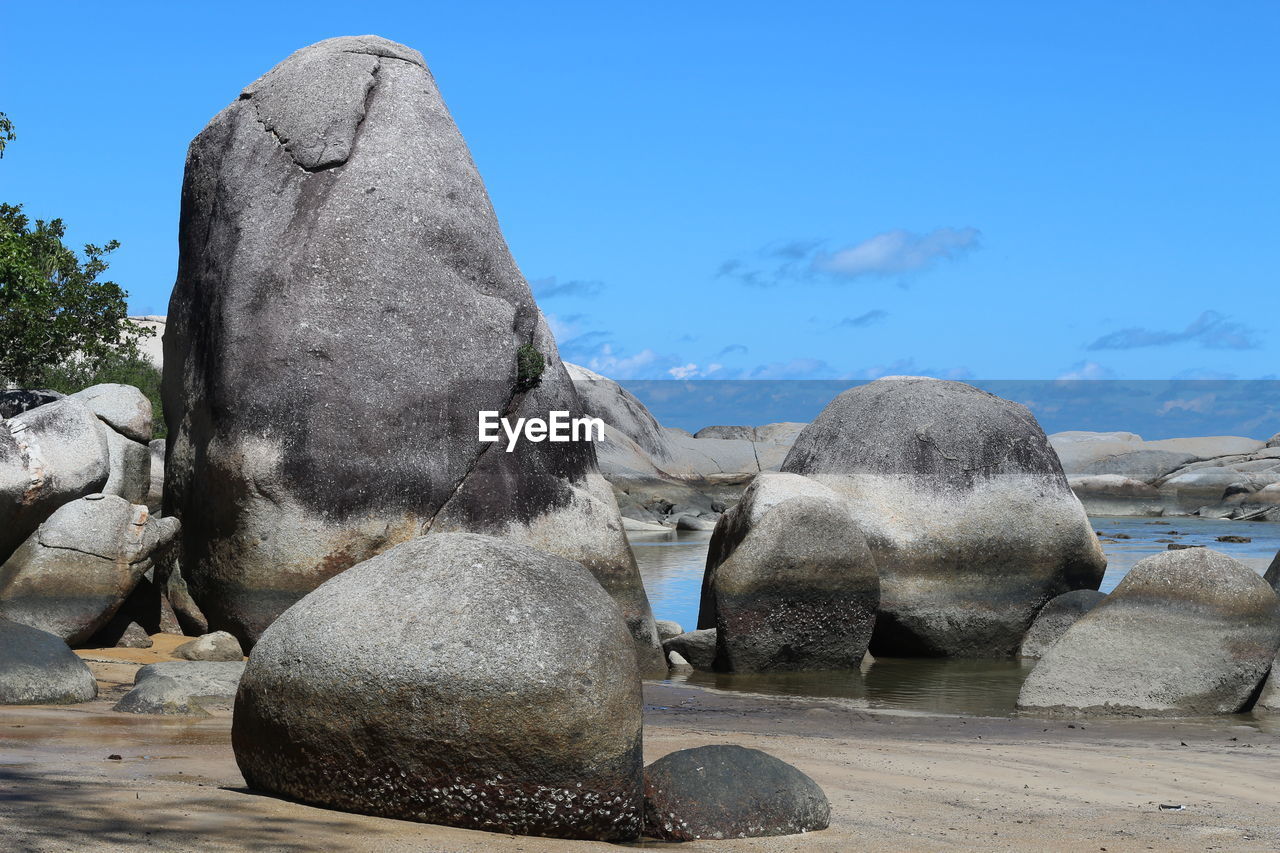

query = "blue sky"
[3, 2, 1277, 381]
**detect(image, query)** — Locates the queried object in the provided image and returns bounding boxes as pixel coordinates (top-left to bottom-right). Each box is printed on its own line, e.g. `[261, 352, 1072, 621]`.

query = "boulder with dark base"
[782, 377, 1106, 657]
[233, 532, 643, 841]
[0, 495, 180, 645]
[700, 473, 878, 672]
[1019, 589, 1107, 659]
[1018, 549, 1280, 716]
[0, 618, 97, 705]
[114, 661, 244, 716]
[643, 745, 830, 841]
[164, 36, 659, 668]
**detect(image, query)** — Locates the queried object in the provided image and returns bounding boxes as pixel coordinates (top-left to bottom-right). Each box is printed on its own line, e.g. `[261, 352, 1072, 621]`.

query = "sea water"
[631, 518, 1280, 715]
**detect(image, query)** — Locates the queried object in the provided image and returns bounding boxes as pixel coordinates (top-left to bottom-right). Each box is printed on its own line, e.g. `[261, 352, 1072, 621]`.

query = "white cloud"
[850, 358, 974, 381]
[1056, 360, 1115, 380]
[813, 227, 980, 279]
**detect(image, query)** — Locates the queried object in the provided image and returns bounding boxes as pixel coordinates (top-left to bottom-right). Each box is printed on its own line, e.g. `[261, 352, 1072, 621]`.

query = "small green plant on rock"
[515, 343, 545, 392]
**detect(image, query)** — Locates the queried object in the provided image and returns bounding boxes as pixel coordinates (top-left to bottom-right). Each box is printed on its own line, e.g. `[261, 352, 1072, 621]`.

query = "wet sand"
[3, 649, 1279, 851]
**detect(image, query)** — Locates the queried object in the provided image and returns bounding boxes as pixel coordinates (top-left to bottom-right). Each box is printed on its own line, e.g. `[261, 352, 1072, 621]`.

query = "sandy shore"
[2, 647, 1279, 851]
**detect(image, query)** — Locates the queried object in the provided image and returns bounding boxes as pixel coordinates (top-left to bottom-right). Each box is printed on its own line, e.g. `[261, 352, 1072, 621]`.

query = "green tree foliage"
[0, 112, 154, 402]
[0, 112, 14, 158]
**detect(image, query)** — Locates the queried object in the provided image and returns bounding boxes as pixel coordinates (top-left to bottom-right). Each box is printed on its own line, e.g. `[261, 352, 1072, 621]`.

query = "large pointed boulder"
[163, 36, 659, 665]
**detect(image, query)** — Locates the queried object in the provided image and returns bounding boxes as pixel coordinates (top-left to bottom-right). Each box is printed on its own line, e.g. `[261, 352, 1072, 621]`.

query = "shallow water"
[631, 517, 1280, 715]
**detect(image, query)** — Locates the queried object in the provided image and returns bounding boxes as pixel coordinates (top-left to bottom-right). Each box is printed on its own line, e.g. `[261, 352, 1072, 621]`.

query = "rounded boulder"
[699, 472, 879, 672]
[232, 532, 643, 840]
[0, 618, 97, 705]
[643, 745, 830, 841]
[1018, 548, 1280, 716]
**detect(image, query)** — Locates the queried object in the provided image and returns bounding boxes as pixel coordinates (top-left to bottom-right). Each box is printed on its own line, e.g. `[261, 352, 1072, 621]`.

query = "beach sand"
[1, 644, 1277, 851]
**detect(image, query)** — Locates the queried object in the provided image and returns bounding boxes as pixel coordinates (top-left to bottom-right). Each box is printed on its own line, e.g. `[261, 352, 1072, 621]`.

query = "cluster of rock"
[149, 35, 822, 844]
[1053, 430, 1280, 519]
[0, 384, 181, 665]
[682, 376, 1106, 670]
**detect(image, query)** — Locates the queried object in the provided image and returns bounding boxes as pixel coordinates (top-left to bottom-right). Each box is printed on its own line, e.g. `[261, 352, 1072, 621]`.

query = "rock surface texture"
[781, 377, 1106, 657]
[163, 36, 659, 665]
[643, 745, 830, 841]
[232, 532, 644, 840]
[699, 473, 879, 671]
[1018, 589, 1108, 659]
[0, 618, 97, 705]
[1018, 548, 1280, 716]
[0, 494, 179, 645]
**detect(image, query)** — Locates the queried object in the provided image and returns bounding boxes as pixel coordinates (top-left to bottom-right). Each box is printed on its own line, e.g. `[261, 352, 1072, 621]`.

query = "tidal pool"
[631, 516, 1280, 715]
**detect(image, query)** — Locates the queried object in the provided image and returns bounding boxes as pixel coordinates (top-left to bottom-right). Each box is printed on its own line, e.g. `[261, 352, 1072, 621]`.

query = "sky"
[2, 1, 1278, 385]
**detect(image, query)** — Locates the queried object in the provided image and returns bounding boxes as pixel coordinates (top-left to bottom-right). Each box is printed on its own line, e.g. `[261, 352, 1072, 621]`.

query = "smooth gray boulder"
[1269, 433, 1280, 449]
[782, 377, 1106, 657]
[0, 495, 180, 645]
[114, 622, 153, 648]
[0, 618, 97, 705]
[566, 363, 679, 466]
[654, 619, 684, 642]
[675, 514, 716, 531]
[1, 397, 110, 563]
[663, 629, 717, 671]
[1018, 549, 1280, 716]
[97, 425, 150, 505]
[114, 661, 244, 715]
[1019, 589, 1107, 659]
[163, 36, 659, 667]
[70, 384, 152, 444]
[700, 473, 879, 672]
[643, 745, 830, 841]
[65, 385, 153, 505]
[174, 631, 243, 661]
[1264, 549, 1280, 590]
[232, 532, 643, 840]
